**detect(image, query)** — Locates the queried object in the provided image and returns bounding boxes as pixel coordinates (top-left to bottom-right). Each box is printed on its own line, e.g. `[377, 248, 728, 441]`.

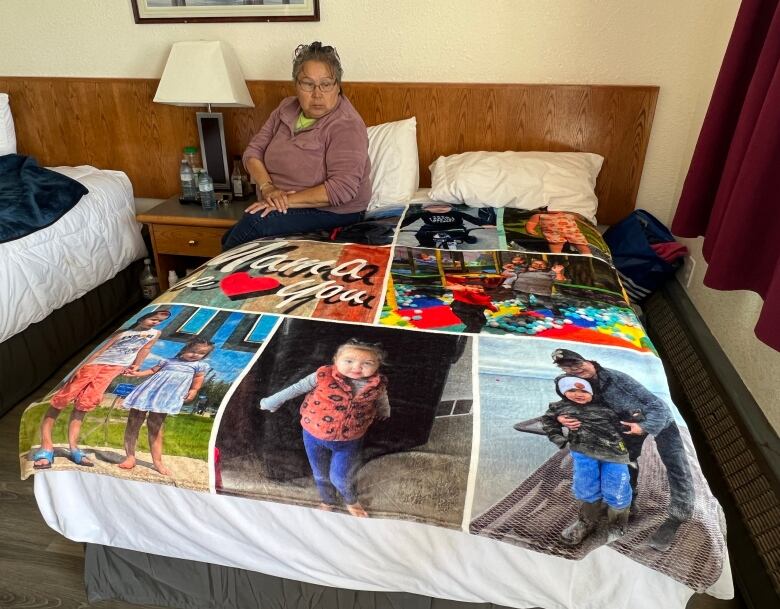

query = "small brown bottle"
[231, 156, 250, 200]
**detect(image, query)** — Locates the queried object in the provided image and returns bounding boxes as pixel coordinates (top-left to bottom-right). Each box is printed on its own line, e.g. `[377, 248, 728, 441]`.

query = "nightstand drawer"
[151, 224, 226, 258]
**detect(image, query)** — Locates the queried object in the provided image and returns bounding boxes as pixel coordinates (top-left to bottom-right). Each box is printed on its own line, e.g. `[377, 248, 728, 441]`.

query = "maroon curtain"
[671, 0, 780, 350]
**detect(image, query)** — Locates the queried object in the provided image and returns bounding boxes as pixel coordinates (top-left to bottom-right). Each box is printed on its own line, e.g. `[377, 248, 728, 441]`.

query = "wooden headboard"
[0, 77, 657, 224]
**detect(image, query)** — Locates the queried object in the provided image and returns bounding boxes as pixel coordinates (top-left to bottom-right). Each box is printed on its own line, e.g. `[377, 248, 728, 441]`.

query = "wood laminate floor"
[0, 328, 748, 609]
[0, 322, 155, 609]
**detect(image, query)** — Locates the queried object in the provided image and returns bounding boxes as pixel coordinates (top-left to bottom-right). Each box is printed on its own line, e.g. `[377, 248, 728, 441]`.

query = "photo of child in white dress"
[120, 338, 215, 475]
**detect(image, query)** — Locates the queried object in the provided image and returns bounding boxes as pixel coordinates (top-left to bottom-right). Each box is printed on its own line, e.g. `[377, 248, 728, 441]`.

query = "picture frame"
[130, 0, 320, 24]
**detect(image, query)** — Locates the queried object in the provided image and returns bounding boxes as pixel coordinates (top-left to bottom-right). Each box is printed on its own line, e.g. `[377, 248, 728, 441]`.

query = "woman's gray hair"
[292, 41, 343, 84]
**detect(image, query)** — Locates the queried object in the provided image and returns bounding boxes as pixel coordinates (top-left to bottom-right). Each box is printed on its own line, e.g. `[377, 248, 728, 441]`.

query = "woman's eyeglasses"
[296, 79, 338, 93]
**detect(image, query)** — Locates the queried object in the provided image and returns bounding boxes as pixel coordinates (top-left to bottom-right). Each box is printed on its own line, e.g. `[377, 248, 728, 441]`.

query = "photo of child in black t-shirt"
[398, 203, 499, 250]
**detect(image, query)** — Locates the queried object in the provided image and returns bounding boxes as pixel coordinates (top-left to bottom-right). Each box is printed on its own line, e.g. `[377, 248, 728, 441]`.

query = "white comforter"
[34, 473, 734, 609]
[0, 166, 147, 343]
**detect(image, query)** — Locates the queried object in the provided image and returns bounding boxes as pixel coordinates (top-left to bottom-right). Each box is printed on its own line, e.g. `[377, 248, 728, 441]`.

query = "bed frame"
[0, 78, 657, 226]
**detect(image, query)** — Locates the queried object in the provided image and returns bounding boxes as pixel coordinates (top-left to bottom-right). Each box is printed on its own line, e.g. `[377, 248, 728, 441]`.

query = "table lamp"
[154, 40, 254, 189]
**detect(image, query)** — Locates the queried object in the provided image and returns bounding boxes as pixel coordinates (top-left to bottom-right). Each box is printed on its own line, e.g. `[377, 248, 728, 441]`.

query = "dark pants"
[221, 208, 363, 250]
[450, 300, 488, 333]
[625, 422, 694, 520]
[302, 429, 362, 505]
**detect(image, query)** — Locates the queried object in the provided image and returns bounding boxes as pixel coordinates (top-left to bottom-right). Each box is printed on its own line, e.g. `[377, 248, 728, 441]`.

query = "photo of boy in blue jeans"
[541, 376, 633, 545]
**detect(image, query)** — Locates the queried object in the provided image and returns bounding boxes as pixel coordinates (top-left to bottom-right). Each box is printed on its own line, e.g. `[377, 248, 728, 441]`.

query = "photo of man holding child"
[469, 339, 725, 591]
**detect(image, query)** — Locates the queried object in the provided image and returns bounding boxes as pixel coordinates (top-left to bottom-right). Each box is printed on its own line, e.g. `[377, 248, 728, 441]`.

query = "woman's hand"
[245, 200, 272, 216]
[246, 184, 297, 217]
[261, 184, 290, 214]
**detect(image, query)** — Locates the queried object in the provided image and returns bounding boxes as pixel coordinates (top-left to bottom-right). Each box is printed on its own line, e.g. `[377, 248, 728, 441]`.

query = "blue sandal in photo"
[68, 448, 94, 467]
[32, 448, 54, 470]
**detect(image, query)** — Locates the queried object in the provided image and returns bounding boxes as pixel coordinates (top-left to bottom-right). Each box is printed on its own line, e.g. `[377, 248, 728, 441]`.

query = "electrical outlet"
[681, 256, 696, 288]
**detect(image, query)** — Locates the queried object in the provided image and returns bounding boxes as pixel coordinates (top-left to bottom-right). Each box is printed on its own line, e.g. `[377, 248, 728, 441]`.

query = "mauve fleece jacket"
[242, 95, 371, 214]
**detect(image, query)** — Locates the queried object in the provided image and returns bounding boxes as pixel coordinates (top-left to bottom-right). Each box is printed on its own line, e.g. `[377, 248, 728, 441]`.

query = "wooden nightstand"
[137, 195, 255, 291]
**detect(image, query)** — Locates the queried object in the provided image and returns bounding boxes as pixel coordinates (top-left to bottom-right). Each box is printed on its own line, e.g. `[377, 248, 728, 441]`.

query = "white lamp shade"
[154, 41, 254, 108]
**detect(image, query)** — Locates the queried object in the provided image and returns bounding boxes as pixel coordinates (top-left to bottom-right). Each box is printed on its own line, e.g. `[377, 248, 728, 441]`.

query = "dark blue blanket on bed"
[0, 154, 88, 244]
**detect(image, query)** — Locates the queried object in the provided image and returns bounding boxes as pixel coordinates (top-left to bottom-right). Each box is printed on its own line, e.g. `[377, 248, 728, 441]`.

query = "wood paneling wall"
[0, 77, 657, 224]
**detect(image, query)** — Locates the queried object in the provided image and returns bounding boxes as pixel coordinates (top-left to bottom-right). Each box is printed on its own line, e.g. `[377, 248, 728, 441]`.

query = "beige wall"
[3, 0, 776, 430]
[0, 0, 736, 222]
[677, 238, 780, 433]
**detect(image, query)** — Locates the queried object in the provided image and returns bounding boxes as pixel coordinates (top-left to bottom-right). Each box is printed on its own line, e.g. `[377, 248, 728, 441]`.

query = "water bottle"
[180, 160, 197, 202]
[139, 258, 160, 300]
[199, 172, 216, 211]
[183, 146, 202, 173]
[192, 169, 202, 203]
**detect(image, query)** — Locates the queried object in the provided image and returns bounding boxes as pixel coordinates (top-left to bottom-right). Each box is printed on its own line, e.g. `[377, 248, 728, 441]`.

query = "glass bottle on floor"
[139, 258, 160, 300]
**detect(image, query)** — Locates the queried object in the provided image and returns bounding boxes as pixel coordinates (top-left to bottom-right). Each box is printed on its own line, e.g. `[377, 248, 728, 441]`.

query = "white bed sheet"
[0, 166, 147, 343]
[35, 472, 733, 609]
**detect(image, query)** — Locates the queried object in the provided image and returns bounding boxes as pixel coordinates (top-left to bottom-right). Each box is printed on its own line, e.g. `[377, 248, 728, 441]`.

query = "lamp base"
[196, 111, 230, 190]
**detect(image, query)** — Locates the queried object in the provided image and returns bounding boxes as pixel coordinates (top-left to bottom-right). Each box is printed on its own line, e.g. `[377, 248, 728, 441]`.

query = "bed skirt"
[84, 544, 516, 609]
[0, 261, 143, 416]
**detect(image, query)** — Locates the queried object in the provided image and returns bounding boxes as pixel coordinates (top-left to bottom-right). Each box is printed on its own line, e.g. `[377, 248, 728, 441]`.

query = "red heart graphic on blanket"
[220, 272, 281, 300]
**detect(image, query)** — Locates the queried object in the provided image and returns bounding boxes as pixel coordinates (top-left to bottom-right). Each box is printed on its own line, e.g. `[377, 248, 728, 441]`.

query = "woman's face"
[296, 60, 340, 119]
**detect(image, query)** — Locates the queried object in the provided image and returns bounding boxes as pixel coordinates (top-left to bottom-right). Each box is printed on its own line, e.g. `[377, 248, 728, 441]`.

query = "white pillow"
[366, 117, 419, 210]
[428, 151, 604, 224]
[0, 93, 17, 156]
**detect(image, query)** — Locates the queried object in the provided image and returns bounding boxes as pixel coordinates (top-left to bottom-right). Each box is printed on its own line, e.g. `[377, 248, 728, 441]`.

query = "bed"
[0, 163, 147, 415]
[14, 81, 734, 609]
[0, 94, 148, 416]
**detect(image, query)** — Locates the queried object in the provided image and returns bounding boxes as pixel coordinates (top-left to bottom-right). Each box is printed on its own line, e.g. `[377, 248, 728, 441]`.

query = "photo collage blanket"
[18, 204, 725, 592]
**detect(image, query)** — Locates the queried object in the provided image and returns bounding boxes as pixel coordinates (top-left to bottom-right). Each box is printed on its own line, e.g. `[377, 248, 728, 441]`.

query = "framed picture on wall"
[131, 0, 320, 23]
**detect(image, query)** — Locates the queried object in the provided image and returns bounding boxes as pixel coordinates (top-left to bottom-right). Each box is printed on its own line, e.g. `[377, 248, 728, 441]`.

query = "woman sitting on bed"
[221, 42, 371, 250]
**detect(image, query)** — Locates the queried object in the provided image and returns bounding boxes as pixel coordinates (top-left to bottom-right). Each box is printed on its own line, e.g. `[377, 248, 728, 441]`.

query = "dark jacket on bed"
[0, 154, 88, 244]
[541, 394, 630, 464]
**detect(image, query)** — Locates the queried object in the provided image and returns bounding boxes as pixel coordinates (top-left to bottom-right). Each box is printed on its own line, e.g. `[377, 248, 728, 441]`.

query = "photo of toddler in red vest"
[259, 339, 390, 517]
